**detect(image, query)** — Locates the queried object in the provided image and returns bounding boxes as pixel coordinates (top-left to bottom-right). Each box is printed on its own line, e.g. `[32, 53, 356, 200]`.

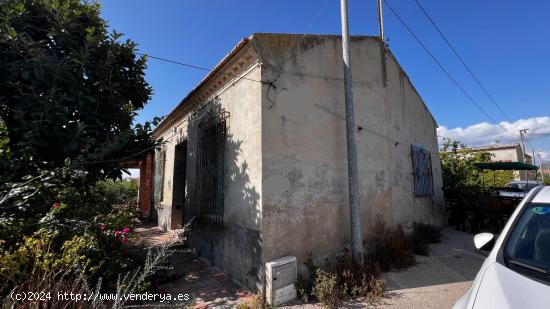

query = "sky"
[99, 0, 550, 162]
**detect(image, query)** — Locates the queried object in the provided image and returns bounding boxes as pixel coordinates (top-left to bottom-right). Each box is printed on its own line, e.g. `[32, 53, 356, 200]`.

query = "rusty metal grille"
[193, 109, 229, 229]
[411, 145, 434, 197]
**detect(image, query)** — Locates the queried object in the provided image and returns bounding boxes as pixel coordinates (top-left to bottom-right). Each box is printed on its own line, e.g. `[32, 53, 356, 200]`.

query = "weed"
[235, 291, 264, 309]
[408, 222, 442, 256]
[364, 217, 415, 272]
[296, 254, 316, 303]
[313, 269, 345, 309]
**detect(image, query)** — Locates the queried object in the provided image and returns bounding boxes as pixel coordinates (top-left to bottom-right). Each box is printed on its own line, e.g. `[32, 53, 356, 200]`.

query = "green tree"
[439, 139, 515, 194]
[439, 138, 491, 198]
[0, 0, 158, 186]
[480, 170, 515, 188]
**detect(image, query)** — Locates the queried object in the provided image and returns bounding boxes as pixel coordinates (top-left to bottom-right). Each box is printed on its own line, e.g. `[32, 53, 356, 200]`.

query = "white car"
[454, 185, 550, 309]
[498, 180, 543, 199]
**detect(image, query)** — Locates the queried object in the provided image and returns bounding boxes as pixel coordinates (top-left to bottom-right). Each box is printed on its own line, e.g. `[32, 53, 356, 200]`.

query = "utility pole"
[533, 148, 537, 181]
[537, 151, 546, 183]
[340, 0, 363, 266]
[377, 0, 388, 87]
[520, 129, 529, 180]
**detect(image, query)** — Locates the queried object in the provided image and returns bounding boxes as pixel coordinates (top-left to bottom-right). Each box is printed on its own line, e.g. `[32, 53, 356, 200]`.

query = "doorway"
[171, 140, 187, 229]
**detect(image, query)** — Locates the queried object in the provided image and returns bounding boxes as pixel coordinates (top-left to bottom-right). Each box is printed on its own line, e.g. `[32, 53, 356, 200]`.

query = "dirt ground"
[134, 225, 484, 309]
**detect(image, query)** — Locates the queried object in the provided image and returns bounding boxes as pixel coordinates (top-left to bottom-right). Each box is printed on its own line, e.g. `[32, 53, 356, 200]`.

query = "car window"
[504, 202, 550, 279]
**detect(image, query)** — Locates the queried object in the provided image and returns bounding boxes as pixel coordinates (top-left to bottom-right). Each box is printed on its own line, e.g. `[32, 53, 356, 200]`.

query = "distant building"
[542, 163, 550, 179]
[469, 143, 535, 181]
[145, 33, 446, 289]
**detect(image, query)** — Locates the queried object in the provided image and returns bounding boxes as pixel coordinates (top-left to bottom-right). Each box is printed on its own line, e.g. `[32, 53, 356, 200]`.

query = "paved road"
[377, 228, 485, 309]
[283, 228, 485, 309]
[135, 224, 485, 308]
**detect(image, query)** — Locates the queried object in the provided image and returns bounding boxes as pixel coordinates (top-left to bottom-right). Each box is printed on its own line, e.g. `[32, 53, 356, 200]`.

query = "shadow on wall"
[182, 97, 262, 289]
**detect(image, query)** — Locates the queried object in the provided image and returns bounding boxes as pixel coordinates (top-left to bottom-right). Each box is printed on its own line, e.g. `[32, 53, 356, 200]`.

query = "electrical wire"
[412, 0, 521, 133]
[135, 52, 265, 84]
[410, 1, 550, 159]
[300, 0, 331, 43]
[383, 0, 518, 138]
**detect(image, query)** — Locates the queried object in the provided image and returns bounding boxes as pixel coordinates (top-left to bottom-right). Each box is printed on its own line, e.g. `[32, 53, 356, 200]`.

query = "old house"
[148, 33, 445, 289]
[469, 143, 536, 181]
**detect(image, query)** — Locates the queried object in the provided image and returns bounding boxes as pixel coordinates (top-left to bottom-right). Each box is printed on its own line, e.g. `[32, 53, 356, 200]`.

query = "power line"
[412, 0, 521, 133]
[135, 52, 266, 84]
[409, 0, 550, 161]
[300, 0, 331, 43]
[382, 0, 518, 138]
[136, 53, 212, 72]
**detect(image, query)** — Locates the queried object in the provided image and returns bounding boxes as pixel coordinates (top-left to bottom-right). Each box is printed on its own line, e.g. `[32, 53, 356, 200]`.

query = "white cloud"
[438, 116, 550, 163]
[437, 116, 550, 147]
[539, 150, 550, 162]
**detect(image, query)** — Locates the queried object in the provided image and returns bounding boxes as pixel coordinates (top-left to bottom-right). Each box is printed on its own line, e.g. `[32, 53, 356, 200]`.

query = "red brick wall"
[139, 152, 153, 219]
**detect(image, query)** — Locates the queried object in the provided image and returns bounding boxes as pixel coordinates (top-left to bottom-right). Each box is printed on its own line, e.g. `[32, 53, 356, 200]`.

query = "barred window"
[411, 144, 433, 197]
[193, 109, 229, 229]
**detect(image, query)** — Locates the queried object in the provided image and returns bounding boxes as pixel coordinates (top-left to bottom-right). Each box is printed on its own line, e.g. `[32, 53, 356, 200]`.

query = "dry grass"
[364, 217, 415, 272]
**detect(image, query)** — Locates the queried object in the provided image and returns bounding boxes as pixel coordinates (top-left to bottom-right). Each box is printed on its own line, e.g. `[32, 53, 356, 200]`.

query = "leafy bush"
[408, 222, 442, 255]
[0, 179, 143, 297]
[0, 229, 93, 296]
[95, 179, 139, 206]
[313, 269, 344, 309]
[439, 138, 515, 233]
[3, 236, 182, 308]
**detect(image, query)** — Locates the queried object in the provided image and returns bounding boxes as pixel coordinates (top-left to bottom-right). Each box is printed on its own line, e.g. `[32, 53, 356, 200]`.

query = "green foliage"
[439, 138, 515, 194]
[480, 170, 515, 188]
[3, 233, 183, 308]
[440, 139, 515, 232]
[0, 119, 8, 173]
[0, 229, 92, 295]
[0, 0, 160, 188]
[0, 179, 142, 297]
[0, 0, 168, 302]
[96, 179, 139, 206]
[312, 269, 344, 309]
[439, 138, 491, 197]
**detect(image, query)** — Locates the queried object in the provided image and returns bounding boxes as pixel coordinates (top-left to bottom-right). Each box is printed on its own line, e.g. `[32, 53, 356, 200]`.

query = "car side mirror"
[474, 233, 495, 252]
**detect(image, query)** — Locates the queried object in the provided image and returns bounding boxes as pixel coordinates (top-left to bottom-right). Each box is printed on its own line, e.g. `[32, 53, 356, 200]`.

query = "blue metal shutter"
[411, 145, 434, 197]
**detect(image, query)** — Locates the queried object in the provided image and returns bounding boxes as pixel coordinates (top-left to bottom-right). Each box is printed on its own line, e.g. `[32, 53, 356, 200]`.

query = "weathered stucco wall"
[256, 34, 445, 269]
[152, 33, 446, 289]
[153, 63, 264, 289]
